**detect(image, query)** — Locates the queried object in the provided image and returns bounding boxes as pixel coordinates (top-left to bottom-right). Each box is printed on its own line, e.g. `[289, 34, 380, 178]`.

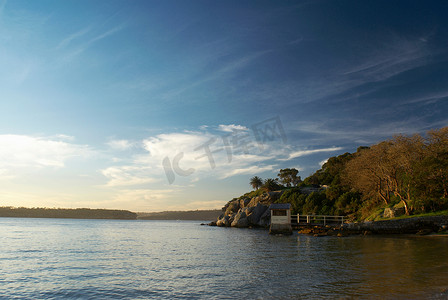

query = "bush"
[277, 188, 306, 214]
[334, 191, 362, 215]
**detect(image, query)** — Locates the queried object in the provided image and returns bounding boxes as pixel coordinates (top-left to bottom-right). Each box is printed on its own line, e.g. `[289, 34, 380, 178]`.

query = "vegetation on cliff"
[242, 127, 448, 222]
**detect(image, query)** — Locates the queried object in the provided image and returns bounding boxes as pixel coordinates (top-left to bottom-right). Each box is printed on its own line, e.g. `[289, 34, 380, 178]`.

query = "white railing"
[296, 214, 344, 226]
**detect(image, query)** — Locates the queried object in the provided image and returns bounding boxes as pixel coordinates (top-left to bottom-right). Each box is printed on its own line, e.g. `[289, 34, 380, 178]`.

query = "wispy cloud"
[107, 139, 135, 151]
[342, 35, 430, 82]
[56, 27, 91, 49]
[158, 50, 271, 101]
[401, 90, 448, 105]
[220, 165, 275, 179]
[315, 34, 434, 106]
[263, 34, 436, 107]
[318, 159, 328, 167]
[218, 124, 249, 132]
[101, 166, 158, 187]
[100, 123, 291, 187]
[108, 188, 184, 212]
[289, 115, 444, 147]
[0, 135, 92, 178]
[0, 168, 14, 180]
[288, 36, 303, 45]
[90, 25, 124, 44]
[58, 24, 125, 62]
[280, 147, 343, 161]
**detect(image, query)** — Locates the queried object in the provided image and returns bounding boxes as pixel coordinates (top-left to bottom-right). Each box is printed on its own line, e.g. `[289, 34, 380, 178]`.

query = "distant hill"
[137, 210, 222, 221]
[0, 207, 137, 220]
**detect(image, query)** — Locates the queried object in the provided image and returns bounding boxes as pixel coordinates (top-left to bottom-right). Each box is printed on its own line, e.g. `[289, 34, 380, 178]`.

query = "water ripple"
[0, 219, 447, 299]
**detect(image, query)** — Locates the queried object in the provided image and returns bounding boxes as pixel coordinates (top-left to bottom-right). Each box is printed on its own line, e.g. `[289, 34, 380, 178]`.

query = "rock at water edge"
[247, 203, 268, 226]
[231, 211, 248, 228]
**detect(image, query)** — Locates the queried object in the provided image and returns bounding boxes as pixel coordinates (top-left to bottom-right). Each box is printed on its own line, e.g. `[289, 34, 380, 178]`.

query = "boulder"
[224, 214, 235, 227]
[257, 207, 271, 228]
[217, 215, 233, 227]
[216, 216, 225, 227]
[231, 210, 247, 227]
[235, 217, 249, 228]
[224, 199, 240, 216]
[247, 191, 283, 207]
[213, 190, 285, 229]
[239, 197, 251, 208]
[247, 203, 268, 226]
[246, 206, 255, 215]
[383, 207, 405, 218]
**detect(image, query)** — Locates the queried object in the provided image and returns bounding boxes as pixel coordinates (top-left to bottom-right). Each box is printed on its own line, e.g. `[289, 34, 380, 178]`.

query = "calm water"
[0, 218, 447, 299]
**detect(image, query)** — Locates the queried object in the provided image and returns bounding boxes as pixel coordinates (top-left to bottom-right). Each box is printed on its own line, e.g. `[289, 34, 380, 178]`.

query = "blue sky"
[1, 0, 447, 211]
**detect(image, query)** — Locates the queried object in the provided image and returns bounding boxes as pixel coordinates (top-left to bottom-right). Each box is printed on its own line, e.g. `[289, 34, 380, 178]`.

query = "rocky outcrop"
[343, 215, 448, 234]
[298, 225, 350, 237]
[214, 191, 283, 228]
[216, 214, 233, 227]
[383, 207, 405, 218]
[231, 210, 248, 227]
[257, 207, 271, 228]
[247, 203, 268, 225]
[297, 216, 448, 237]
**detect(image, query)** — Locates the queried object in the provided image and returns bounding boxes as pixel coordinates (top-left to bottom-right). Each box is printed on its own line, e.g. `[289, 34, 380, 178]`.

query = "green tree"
[343, 134, 426, 215]
[302, 192, 326, 215]
[343, 143, 393, 206]
[334, 191, 362, 216]
[304, 152, 355, 187]
[277, 168, 301, 187]
[262, 178, 282, 192]
[277, 188, 306, 214]
[249, 176, 263, 190]
[413, 127, 448, 211]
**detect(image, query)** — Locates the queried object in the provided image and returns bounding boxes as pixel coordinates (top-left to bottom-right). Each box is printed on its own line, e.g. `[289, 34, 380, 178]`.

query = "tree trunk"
[394, 190, 411, 216]
[377, 179, 390, 204]
[401, 199, 410, 215]
[378, 189, 389, 205]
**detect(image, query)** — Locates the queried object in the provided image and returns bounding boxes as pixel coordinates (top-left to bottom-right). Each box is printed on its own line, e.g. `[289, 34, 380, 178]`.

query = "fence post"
[323, 216, 326, 226]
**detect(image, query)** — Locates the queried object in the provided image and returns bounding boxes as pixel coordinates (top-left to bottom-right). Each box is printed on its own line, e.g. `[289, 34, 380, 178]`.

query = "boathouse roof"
[269, 203, 291, 210]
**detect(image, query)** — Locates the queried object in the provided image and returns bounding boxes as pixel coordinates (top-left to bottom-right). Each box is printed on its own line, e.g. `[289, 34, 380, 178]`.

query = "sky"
[0, 0, 447, 212]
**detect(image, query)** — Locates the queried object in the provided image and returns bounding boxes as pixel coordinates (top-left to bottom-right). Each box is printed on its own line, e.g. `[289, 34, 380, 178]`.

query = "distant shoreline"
[0, 207, 137, 220]
[0, 207, 223, 221]
[137, 210, 222, 221]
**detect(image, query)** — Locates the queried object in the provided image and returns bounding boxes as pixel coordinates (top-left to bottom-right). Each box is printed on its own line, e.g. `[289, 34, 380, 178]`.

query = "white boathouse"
[269, 203, 292, 235]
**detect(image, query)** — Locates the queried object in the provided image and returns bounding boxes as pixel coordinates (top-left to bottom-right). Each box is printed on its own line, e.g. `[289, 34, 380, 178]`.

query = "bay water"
[0, 218, 447, 299]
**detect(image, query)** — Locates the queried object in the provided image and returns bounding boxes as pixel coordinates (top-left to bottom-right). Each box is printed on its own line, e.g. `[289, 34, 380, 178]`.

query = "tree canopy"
[343, 128, 448, 215]
[249, 176, 263, 190]
[277, 168, 301, 187]
[262, 178, 282, 192]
